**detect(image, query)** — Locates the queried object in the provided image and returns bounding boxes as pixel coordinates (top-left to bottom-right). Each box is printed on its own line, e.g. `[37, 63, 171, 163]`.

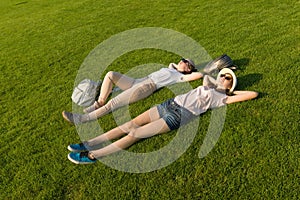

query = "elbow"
[198, 72, 204, 79]
[251, 91, 259, 99]
[193, 73, 204, 81]
[199, 73, 204, 79]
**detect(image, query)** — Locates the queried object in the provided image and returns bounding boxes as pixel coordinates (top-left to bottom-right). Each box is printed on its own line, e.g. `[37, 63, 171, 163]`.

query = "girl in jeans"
[67, 68, 258, 164]
[62, 58, 203, 124]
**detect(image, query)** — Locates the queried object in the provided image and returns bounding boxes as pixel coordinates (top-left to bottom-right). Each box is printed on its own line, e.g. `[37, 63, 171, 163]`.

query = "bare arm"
[226, 90, 258, 104]
[181, 72, 203, 82]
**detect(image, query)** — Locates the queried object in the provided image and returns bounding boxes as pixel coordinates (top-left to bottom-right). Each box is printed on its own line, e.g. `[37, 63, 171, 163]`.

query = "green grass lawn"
[0, 0, 299, 199]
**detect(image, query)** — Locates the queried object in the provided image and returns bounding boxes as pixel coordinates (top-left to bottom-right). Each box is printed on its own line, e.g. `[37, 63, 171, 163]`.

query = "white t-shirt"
[148, 65, 184, 89]
[174, 86, 227, 116]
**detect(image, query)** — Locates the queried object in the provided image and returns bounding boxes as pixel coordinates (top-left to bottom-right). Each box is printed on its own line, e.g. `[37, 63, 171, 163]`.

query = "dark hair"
[172, 66, 197, 74]
[182, 68, 197, 74]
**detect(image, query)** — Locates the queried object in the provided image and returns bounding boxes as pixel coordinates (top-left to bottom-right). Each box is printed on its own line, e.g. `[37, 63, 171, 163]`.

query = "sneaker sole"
[67, 145, 86, 152]
[67, 154, 96, 164]
[62, 111, 74, 124]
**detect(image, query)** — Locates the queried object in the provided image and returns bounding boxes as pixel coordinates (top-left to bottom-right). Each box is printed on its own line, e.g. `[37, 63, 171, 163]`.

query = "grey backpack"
[71, 79, 101, 107]
[203, 54, 237, 77]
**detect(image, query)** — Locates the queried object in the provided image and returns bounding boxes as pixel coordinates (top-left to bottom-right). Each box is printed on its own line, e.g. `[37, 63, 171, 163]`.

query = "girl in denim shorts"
[67, 68, 259, 164]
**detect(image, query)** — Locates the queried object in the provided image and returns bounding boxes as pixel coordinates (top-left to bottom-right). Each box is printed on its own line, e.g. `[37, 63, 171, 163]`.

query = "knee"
[128, 129, 139, 139]
[119, 121, 137, 133]
[128, 129, 145, 141]
[105, 71, 115, 80]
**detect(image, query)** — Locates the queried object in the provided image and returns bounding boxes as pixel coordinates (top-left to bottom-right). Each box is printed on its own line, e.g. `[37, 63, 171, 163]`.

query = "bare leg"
[131, 106, 161, 126]
[83, 72, 136, 113]
[63, 81, 156, 124]
[98, 71, 136, 104]
[86, 106, 161, 147]
[87, 79, 156, 120]
[90, 118, 170, 158]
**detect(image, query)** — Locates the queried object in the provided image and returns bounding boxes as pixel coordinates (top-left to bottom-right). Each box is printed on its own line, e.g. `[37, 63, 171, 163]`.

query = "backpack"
[203, 54, 237, 77]
[71, 79, 101, 107]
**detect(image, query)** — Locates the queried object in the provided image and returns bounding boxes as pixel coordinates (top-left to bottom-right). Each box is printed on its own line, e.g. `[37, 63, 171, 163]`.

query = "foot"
[68, 143, 88, 152]
[62, 111, 83, 124]
[83, 101, 102, 113]
[68, 152, 97, 164]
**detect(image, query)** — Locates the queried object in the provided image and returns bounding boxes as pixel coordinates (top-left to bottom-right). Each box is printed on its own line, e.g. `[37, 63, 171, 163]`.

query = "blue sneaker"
[68, 152, 96, 164]
[68, 143, 88, 152]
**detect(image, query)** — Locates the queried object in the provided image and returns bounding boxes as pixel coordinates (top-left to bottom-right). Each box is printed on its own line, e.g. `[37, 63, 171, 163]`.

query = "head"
[177, 58, 196, 74]
[217, 68, 237, 94]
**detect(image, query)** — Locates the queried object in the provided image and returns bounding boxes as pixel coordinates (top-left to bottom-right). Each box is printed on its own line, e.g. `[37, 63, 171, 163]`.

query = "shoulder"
[168, 63, 178, 69]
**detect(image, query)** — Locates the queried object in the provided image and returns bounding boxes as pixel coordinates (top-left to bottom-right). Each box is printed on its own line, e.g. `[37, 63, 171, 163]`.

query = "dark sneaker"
[68, 152, 97, 164]
[68, 143, 88, 152]
[62, 111, 82, 124]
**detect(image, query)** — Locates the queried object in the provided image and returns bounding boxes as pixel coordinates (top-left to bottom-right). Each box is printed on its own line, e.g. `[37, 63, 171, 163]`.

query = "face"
[219, 73, 233, 90]
[177, 59, 192, 73]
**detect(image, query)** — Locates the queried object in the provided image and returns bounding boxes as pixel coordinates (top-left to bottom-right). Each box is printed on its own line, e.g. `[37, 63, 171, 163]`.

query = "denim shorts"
[157, 98, 196, 130]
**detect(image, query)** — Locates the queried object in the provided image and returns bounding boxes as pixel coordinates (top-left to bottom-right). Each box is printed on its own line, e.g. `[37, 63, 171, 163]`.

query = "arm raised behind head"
[226, 90, 258, 104]
[181, 72, 203, 82]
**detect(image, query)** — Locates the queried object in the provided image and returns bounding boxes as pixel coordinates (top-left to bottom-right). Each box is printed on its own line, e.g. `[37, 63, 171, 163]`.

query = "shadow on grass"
[15, 2, 28, 6]
[237, 73, 266, 98]
[233, 58, 251, 70]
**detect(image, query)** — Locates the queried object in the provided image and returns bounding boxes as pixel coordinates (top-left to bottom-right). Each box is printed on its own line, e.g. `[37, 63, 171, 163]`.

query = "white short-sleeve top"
[174, 86, 227, 116]
[148, 64, 184, 89]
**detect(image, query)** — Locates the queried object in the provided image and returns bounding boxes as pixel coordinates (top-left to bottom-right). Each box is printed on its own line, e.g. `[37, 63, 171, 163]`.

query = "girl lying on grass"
[62, 55, 236, 124]
[67, 68, 258, 164]
[62, 57, 202, 124]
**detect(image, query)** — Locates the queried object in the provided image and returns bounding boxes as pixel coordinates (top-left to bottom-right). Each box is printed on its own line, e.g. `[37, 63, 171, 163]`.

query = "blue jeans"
[157, 98, 196, 130]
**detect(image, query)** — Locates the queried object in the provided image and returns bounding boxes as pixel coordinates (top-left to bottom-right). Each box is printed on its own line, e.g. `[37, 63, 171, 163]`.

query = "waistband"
[169, 98, 195, 116]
